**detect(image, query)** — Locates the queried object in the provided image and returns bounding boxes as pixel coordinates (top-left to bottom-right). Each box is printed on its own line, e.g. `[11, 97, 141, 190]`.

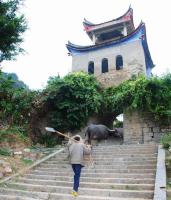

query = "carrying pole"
[45, 127, 94, 167]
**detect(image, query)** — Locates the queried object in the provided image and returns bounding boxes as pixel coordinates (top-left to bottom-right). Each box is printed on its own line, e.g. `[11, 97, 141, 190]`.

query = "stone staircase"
[0, 143, 158, 200]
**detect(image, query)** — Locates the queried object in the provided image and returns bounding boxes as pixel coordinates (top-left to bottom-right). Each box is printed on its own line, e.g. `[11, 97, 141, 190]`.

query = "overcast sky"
[2, 0, 171, 89]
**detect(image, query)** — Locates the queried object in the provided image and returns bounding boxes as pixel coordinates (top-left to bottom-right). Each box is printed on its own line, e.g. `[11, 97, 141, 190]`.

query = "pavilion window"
[116, 55, 123, 70]
[88, 61, 94, 74]
[102, 58, 108, 73]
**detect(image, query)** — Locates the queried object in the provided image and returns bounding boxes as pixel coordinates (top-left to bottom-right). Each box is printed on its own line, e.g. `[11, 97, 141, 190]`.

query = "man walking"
[68, 135, 91, 197]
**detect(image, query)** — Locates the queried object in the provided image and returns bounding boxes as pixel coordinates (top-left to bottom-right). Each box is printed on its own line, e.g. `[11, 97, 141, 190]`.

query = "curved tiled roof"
[83, 6, 134, 31]
[67, 22, 143, 52]
[66, 22, 154, 70]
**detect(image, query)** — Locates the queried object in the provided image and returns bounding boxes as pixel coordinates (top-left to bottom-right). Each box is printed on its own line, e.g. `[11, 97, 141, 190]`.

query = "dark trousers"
[72, 164, 83, 192]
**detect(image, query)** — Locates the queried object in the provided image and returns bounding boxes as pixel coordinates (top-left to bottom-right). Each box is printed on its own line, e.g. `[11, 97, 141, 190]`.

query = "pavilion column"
[123, 23, 127, 36]
[92, 34, 96, 45]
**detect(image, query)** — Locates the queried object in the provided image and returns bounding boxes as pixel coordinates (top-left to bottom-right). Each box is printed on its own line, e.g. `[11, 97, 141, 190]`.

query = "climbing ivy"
[36, 73, 171, 133]
[43, 72, 102, 131]
[102, 74, 171, 123]
[1, 69, 171, 136]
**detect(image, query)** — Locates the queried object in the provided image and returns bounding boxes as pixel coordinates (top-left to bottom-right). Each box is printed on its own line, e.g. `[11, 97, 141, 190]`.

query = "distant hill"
[2, 72, 29, 89]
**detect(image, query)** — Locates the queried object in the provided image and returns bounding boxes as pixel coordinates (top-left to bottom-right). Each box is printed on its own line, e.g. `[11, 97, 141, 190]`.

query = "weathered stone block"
[152, 127, 160, 133]
[143, 127, 151, 133]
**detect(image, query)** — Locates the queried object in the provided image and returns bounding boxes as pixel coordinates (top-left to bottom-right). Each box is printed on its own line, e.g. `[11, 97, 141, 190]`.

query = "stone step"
[44, 158, 157, 166]
[4, 183, 154, 199]
[0, 188, 48, 199]
[48, 158, 157, 164]
[59, 151, 157, 155]
[22, 176, 155, 184]
[91, 151, 157, 154]
[91, 154, 157, 157]
[63, 146, 158, 150]
[80, 149, 157, 153]
[49, 192, 152, 200]
[0, 188, 153, 200]
[0, 195, 39, 200]
[93, 144, 157, 150]
[56, 158, 157, 163]
[91, 147, 157, 151]
[39, 163, 156, 170]
[15, 178, 154, 190]
[54, 155, 157, 159]
[30, 170, 155, 178]
[49, 160, 157, 165]
[79, 144, 157, 150]
[0, 143, 157, 199]
[32, 169, 155, 178]
[91, 148, 157, 154]
[91, 148, 157, 152]
[36, 167, 156, 173]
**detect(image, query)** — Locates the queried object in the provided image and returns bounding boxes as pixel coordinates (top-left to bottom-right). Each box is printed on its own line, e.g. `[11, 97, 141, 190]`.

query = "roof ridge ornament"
[83, 6, 133, 29]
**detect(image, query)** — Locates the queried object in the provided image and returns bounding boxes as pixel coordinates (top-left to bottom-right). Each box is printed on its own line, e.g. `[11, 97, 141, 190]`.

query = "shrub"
[0, 126, 29, 143]
[43, 72, 102, 131]
[161, 133, 171, 149]
[0, 148, 11, 156]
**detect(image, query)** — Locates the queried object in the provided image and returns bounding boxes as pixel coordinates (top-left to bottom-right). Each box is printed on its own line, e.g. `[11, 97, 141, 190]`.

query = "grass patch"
[161, 132, 171, 190]
[0, 126, 29, 144]
[21, 158, 33, 165]
[166, 150, 171, 189]
[0, 148, 11, 156]
[168, 181, 171, 188]
[11, 165, 17, 173]
[161, 132, 171, 149]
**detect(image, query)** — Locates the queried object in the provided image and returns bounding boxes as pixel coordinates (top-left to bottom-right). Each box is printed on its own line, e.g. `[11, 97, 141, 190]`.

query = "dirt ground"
[0, 134, 40, 179]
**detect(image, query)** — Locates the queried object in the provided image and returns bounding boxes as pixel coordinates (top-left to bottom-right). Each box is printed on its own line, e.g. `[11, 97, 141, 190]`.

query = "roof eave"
[83, 6, 134, 31]
[67, 22, 144, 52]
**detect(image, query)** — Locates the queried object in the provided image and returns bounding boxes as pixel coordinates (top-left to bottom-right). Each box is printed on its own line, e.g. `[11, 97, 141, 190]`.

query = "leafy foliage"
[0, 125, 29, 147]
[161, 132, 171, 149]
[2, 71, 28, 89]
[0, 0, 27, 61]
[0, 147, 11, 156]
[0, 70, 36, 125]
[43, 72, 102, 131]
[113, 118, 123, 128]
[38, 134, 62, 147]
[102, 74, 171, 123]
[1, 67, 171, 144]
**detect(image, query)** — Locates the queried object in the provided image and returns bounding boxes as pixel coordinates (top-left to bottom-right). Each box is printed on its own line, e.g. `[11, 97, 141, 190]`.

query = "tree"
[0, 0, 27, 61]
[43, 72, 102, 131]
[2, 71, 29, 89]
[0, 69, 34, 125]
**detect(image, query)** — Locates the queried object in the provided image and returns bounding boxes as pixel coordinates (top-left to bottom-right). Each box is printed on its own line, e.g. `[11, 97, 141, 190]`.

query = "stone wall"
[72, 40, 146, 87]
[124, 110, 171, 144]
[96, 63, 144, 87]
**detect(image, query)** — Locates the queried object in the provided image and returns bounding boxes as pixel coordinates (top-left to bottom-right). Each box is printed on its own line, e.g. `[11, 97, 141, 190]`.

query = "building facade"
[66, 7, 154, 88]
[66, 7, 159, 143]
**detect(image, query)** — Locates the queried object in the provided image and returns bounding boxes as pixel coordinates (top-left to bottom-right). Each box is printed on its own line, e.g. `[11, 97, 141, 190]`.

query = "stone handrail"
[153, 145, 166, 200]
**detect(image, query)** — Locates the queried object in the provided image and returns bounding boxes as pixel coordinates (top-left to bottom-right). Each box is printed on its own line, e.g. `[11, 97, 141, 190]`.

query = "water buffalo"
[114, 128, 123, 138]
[84, 124, 123, 144]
